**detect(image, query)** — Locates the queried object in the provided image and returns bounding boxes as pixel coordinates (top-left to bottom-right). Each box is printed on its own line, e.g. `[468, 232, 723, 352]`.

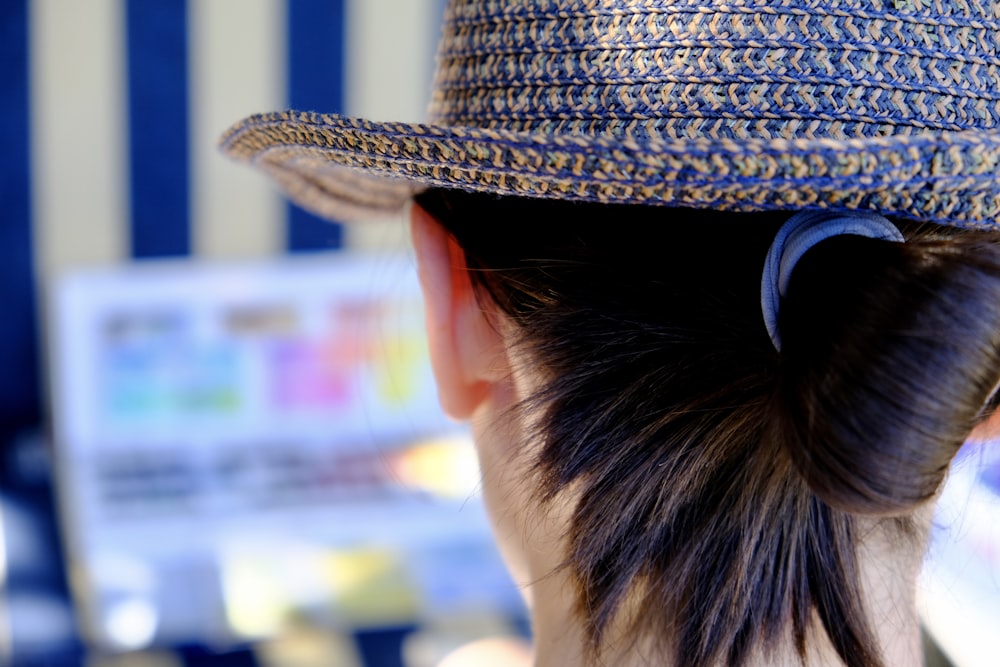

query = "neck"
[478, 366, 930, 667]
[524, 520, 927, 667]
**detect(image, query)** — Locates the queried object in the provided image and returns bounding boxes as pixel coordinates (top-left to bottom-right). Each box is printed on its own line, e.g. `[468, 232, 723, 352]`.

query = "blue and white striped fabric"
[1, 0, 443, 432]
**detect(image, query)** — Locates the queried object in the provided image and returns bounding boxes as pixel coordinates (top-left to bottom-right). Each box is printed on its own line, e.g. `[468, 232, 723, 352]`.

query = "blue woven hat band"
[220, 0, 1000, 228]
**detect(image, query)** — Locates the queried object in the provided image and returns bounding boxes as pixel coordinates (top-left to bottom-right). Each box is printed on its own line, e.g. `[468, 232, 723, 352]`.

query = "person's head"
[408, 189, 1000, 666]
[221, 0, 1000, 664]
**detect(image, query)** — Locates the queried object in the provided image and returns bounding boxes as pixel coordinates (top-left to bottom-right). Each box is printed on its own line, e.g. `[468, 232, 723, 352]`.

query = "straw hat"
[220, 0, 1000, 229]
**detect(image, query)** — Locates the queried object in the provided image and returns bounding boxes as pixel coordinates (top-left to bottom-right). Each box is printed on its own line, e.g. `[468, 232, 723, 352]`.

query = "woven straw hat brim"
[221, 110, 1000, 229]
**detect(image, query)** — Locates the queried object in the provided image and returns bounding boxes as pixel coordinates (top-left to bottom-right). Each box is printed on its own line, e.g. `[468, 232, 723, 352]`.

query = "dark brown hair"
[414, 188, 1000, 667]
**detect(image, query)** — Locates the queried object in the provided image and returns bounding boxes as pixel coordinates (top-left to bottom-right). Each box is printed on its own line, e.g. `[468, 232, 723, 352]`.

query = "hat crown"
[429, 0, 1000, 141]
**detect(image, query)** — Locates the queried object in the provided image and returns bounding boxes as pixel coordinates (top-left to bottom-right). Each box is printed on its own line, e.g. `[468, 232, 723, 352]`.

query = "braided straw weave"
[221, 0, 1000, 228]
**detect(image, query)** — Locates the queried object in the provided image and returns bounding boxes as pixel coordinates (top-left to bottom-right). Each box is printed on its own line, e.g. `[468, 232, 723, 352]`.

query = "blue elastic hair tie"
[761, 210, 905, 351]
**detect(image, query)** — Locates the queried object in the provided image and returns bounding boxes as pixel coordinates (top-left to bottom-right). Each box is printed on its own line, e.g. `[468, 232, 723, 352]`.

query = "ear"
[969, 379, 1000, 443]
[410, 201, 507, 420]
[969, 408, 1000, 442]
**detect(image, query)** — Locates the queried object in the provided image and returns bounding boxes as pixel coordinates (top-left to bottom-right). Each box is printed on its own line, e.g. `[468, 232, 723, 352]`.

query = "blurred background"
[1, 1, 529, 666]
[0, 1, 998, 666]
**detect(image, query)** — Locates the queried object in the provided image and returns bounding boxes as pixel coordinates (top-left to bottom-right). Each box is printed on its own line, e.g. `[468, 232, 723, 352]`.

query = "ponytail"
[774, 231, 1000, 515]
